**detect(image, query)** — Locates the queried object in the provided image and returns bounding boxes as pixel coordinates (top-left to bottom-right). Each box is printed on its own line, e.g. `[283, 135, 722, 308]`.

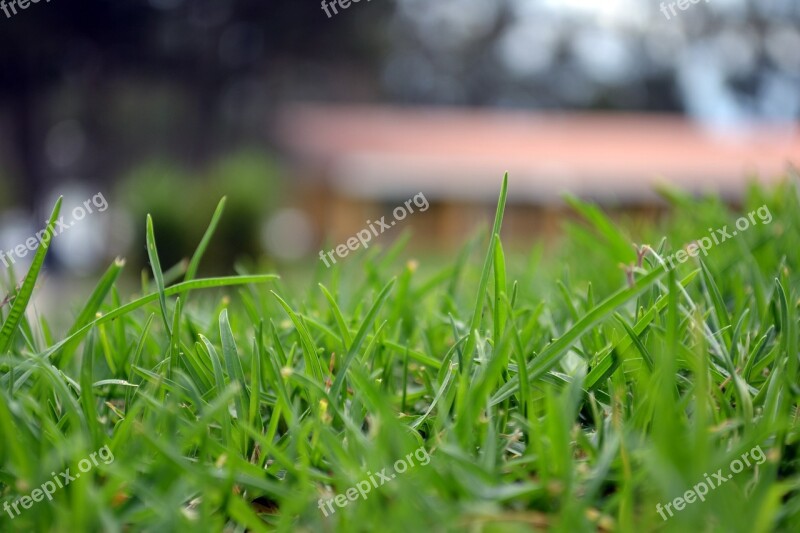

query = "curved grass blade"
[168, 296, 182, 379]
[199, 334, 232, 447]
[0, 196, 62, 354]
[319, 283, 352, 349]
[411, 361, 458, 430]
[186, 196, 226, 283]
[271, 292, 325, 381]
[699, 260, 732, 346]
[219, 309, 250, 453]
[503, 293, 530, 416]
[380, 340, 441, 369]
[614, 313, 654, 372]
[41, 275, 279, 359]
[454, 174, 509, 419]
[491, 265, 668, 406]
[125, 313, 155, 408]
[584, 269, 699, 390]
[79, 329, 101, 444]
[461, 173, 508, 371]
[493, 235, 508, 347]
[330, 277, 396, 398]
[146, 214, 171, 335]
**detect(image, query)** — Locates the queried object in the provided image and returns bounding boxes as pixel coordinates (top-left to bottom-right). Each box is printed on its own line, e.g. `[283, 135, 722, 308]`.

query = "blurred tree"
[0, 0, 389, 211]
[387, 0, 800, 123]
[0, 0, 153, 209]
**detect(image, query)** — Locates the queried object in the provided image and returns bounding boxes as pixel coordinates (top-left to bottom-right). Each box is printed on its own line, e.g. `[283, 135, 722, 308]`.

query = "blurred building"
[278, 104, 799, 245]
[2, 0, 800, 263]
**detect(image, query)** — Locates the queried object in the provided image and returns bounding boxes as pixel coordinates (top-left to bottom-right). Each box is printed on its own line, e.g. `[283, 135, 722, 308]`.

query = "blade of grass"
[146, 214, 171, 336]
[40, 275, 279, 360]
[491, 265, 668, 405]
[271, 292, 325, 381]
[584, 269, 699, 390]
[0, 196, 62, 354]
[461, 173, 508, 372]
[319, 283, 352, 350]
[493, 236, 508, 347]
[330, 278, 396, 399]
[219, 309, 250, 454]
[186, 197, 226, 283]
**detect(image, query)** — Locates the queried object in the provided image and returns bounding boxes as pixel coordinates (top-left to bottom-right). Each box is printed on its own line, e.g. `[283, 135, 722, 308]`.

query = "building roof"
[277, 104, 800, 204]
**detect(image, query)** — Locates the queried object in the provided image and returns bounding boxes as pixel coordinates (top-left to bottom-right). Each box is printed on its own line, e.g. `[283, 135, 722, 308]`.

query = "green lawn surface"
[1, 174, 799, 532]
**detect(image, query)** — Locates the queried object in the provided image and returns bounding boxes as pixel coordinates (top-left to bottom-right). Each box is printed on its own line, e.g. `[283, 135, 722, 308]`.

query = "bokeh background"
[0, 0, 798, 281]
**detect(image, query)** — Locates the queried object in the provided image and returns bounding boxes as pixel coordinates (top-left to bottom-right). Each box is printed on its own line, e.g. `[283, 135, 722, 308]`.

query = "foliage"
[118, 151, 283, 273]
[1, 174, 799, 532]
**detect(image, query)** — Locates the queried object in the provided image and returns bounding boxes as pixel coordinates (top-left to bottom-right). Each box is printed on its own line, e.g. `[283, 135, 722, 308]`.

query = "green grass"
[1, 173, 799, 532]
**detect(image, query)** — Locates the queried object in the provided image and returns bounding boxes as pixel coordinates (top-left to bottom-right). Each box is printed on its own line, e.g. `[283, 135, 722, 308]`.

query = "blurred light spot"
[0, 210, 35, 270]
[398, 0, 499, 51]
[496, 22, 559, 77]
[45, 186, 107, 274]
[45, 120, 85, 169]
[540, 0, 645, 25]
[571, 30, 637, 85]
[677, 46, 747, 126]
[262, 209, 314, 261]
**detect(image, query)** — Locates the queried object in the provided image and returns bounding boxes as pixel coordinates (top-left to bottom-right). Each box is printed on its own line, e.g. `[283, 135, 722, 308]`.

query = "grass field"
[1, 173, 799, 532]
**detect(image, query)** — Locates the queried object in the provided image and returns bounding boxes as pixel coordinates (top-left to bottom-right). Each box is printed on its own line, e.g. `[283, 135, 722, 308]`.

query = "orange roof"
[277, 104, 800, 203]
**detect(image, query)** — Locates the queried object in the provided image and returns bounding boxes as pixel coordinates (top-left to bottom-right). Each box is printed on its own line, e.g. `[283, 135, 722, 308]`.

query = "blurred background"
[0, 0, 798, 280]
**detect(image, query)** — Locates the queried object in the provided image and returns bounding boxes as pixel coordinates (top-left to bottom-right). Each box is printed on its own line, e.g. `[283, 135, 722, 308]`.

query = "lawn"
[1, 173, 799, 532]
